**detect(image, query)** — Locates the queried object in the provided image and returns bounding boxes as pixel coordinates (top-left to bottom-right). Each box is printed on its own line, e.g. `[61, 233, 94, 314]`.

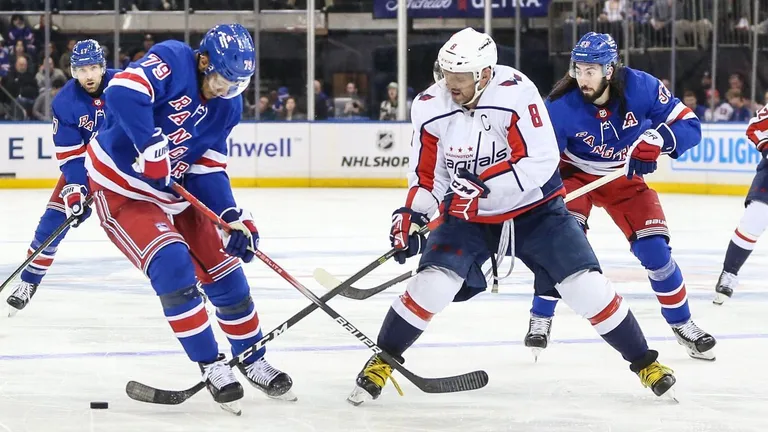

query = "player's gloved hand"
[133, 127, 171, 187]
[60, 183, 91, 228]
[442, 168, 490, 221]
[625, 124, 675, 179]
[390, 207, 429, 264]
[220, 207, 259, 263]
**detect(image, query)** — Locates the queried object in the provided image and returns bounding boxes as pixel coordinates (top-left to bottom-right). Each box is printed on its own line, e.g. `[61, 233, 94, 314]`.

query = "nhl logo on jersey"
[155, 222, 170, 233]
[598, 108, 608, 119]
[376, 131, 394, 151]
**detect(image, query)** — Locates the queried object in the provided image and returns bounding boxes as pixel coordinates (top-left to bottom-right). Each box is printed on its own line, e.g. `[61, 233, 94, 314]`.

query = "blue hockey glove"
[220, 207, 259, 263]
[390, 207, 429, 264]
[60, 183, 91, 228]
[625, 124, 676, 179]
[442, 168, 490, 221]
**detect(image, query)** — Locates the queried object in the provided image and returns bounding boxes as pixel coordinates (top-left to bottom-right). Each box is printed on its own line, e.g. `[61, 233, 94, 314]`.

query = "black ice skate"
[524, 314, 553, 362]
[671, 320, 717, 361]
[347, 354, 403, 406]
[713, 270, 737, 305]
[7, 281, 38, 317]
[199, 353, 244, 415]
[237, 357, 297, 402]
[630, 350, 677, 400]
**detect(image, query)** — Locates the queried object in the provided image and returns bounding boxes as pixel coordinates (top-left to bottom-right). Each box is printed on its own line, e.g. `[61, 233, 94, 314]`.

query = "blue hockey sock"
[21, 208, 69, 285]
[377, 307, 424, 358]
[530, 295, 558, 317]
[632, 237, 690, 325]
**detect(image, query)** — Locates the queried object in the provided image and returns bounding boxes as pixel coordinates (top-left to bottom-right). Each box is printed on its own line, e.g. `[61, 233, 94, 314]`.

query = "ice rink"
[0, 188, 766, 432]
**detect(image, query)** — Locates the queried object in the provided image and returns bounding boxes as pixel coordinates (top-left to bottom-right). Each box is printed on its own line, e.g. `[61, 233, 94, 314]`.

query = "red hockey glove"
[390, 207, 429, 264]
[442, 168, 490, 221]
[133, 127, 171, 187]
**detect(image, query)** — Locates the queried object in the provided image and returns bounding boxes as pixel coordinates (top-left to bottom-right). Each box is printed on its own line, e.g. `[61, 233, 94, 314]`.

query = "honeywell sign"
[373, 0, 551, 19]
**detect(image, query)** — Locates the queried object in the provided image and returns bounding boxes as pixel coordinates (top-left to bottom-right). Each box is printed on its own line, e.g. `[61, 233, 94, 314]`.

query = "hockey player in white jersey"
[347, 28, 677, 406]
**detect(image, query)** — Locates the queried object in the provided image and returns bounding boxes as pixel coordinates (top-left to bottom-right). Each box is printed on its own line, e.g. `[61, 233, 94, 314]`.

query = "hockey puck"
[90, 401, 109, 409]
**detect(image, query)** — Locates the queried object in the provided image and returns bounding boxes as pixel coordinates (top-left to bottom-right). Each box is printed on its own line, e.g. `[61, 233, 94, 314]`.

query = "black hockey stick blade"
[125, 380, 205, 405]
[0, 196, 94, 293]
[313, 268, 415, 300]
[398, 366, 489, 394]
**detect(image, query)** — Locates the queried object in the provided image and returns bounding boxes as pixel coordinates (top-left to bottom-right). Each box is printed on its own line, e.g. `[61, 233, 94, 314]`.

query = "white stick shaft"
[563, 169, 624, 203]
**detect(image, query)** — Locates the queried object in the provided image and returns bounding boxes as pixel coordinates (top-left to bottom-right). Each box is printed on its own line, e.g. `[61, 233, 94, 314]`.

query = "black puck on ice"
[90, 401, 109, 409]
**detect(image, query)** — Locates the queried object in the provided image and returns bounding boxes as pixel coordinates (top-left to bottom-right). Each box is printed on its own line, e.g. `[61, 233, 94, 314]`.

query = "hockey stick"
[0, 196, 94, 294]
[125, 185, 482, 406]
[315, 168, 627, 298]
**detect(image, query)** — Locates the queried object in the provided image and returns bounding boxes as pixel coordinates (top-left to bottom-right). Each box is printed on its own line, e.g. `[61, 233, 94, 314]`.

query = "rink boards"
[0, 121, 758, 195]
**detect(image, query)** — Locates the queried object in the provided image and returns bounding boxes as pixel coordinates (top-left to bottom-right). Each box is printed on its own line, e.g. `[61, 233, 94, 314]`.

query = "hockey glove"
[746, 112, 768, 158]
[625, 124, 676, 179]
[220, 207, 259, 263]
[442, 168, 490, 221]
[390, 207, 429, 264]
[60, 183, 91, 228]
[133, 127, 171, 187]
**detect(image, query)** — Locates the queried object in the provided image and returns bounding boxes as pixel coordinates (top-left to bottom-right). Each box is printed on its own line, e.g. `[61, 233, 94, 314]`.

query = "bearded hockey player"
[6, 40, 118, 316]
[347, 27, 677, 406]
[524, 32, 716, 362]
[84, 24, 293, 414]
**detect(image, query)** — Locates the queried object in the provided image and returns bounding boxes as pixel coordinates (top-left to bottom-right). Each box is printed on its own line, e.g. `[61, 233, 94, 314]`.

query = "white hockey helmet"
[437, 27, 497, 105]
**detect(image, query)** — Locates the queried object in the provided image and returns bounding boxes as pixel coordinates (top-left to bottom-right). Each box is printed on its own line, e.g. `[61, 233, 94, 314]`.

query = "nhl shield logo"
[376, 131, 394, 151]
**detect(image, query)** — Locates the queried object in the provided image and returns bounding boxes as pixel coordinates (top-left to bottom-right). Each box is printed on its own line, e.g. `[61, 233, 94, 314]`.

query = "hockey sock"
[598, 310, 649, 363]
[377, 306, 424, 358]
[632, 237, 690, 325]
[724, 201, 768, 274]
[530, 295, 558, 317]
[149, 244, 219, 363]
[21, 208, 69, 285]
[205, 269, 264, 364]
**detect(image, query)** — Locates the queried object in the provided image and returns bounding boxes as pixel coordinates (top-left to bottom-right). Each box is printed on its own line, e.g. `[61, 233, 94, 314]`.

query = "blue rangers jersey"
[52, 69, 119, 188]
[546, 67, 701, 175]
[86, 40, 242, 215]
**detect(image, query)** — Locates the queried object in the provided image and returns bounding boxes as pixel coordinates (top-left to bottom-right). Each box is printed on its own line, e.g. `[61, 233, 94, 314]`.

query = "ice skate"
[238, 357, 296, 402]
[713, 270, 737, 305]
[347, 354, 403, 406]
[672, 320, 716, 361]
[7, 281, 38, 317]
[630, 350, 677, 400]
[524, 314, 553, 362]
[200, 353, 244, 415]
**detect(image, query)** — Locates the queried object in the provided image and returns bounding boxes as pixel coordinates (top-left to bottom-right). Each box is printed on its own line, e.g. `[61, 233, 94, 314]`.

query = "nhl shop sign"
[373, 0, 551, 19]
[341, 130, 409, 168]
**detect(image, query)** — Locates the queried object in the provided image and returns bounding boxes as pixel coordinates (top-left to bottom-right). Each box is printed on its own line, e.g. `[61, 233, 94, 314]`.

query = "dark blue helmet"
[70, 39, 106, 76]
[569, 32, 618, 78]
[199, 23, 255, 99]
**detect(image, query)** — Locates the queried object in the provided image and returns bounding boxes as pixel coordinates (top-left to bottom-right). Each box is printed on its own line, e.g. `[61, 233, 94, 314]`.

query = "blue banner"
[373, 0, 551, 19]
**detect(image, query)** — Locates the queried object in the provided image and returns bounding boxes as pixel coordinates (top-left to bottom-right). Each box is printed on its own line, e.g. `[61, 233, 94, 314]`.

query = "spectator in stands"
[704, 89, 734, 122]
[313, 79, 330, 120]
[0, 36, 9, 82]
[60, 39, 76, 79]
[32, 76, 65, 121]
[725, 89, 752, 122]
[341, 81, 365, 118]
[683, 89, 707, 119]
[7, 15, 35, 58]
[279, 96, 305, 121]
[695, 71, 712, 106]
[10, 40, 33, 71]
[32, 14, 62, 48]
[130, 34, 155, 62]
[5, 56, 38, 118]
[35, 56, 66, 93]
[726, 72, 751, 107]
[563, 0, 602, 49]
[272, 86, 290, 113]
[379, 81, 411, 121]
[259, 95, 277, 121]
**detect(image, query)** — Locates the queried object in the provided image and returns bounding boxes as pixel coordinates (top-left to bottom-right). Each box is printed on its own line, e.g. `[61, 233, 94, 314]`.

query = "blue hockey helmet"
[569, 32, 618, 78]
[199, 23, 255, 99]
[70, 39, 106, 77]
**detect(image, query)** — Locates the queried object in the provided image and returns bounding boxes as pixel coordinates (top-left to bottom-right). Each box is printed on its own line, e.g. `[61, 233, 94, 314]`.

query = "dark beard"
[580, 77, 610, 104]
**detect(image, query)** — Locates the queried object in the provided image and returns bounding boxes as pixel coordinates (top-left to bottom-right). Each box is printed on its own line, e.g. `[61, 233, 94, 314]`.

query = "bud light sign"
[373, 0, 550, 19]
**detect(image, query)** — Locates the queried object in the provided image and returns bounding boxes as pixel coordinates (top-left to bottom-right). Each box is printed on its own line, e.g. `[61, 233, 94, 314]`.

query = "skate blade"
[267, 389, 298, 402]
[530, 347, 543, 363]
[687, 348, 716, 361]
[664, 388, 679, 403]
[347, 385, 373, 407]
[712, 292, 730, 305]
[7, 306, 19, 318]
[219, 401, 242, 416]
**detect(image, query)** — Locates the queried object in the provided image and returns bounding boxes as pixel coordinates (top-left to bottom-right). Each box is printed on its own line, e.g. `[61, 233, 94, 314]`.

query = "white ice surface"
[0, 188, 766, 432]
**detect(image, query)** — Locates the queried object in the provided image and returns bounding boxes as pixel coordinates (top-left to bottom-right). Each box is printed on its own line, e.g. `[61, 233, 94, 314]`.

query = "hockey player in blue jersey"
[523, 32, 716, 361]
[6, 40, 119, 316]
[84, 24, 293, 414]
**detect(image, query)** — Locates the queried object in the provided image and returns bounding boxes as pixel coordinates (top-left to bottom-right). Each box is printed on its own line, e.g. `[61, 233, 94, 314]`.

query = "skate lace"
[637, 362, 674, 388]
[12, 282, 35, 301]
[529, 316, 552, 336]
[203, 361, 237, 390]
[675, 321, 706, 341]
[719, 271, 738, 289]
[245, 358, 283, 388]
[364, 357, 404, 396]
